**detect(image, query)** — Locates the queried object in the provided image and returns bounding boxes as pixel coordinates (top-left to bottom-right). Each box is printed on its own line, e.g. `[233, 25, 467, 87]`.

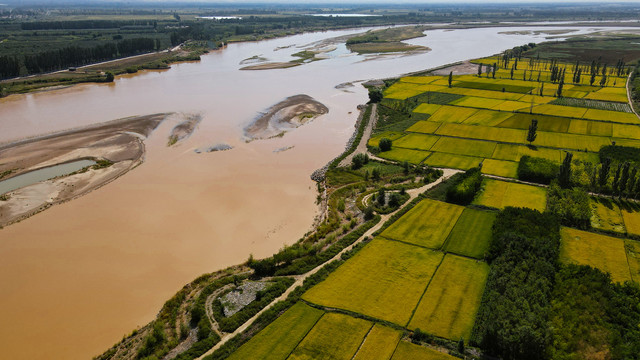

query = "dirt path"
[195, 168, 460, 359]
[339, 104, 377, 168]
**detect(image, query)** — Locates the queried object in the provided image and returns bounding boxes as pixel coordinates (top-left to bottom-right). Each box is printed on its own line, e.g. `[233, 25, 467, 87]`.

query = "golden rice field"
[621, 204, 640, 237]
[408, 255, 490, 341]
[560, 227, 633, 284]
[481, 158, 518, 178]
[227, 302, 323, 360]
[377, 148, 431, 164]
[380, 199, 463, 248]
[473, 178, 547, 211]
[423, 152, 483, 170]
[391, 341, 458, 360]
[302, 238, 443, 325]
[352, 324, 402, 360]
[288, 312, 371, 360]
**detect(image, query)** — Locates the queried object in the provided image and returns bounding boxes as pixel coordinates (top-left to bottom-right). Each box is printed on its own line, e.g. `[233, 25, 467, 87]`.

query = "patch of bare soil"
[432, 60, 480, 76]
[0, 113, 169, 227]
[168, 113, 202, 146]
[244, 94, 328, 140]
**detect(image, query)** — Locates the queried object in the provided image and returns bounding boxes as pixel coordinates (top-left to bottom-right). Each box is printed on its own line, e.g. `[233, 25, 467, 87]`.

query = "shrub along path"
[196, 167, 460, 360]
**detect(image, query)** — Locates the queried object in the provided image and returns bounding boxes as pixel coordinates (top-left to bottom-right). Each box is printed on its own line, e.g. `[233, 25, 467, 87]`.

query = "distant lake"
[306, 13, 381, 17]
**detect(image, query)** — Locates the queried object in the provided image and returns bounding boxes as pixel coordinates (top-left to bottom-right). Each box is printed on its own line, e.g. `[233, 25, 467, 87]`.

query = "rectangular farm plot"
[481, 159, 518, 178]
[621, 202, 640, 237]
[408, 255, 489, 341]
[590, 197, 626, 234]
[288, 312, 371, 360]
[413, 103, 442, 115]
[427, 105, 479, 123]
[560, 227, 632, 284]
[535, 131, 610, 152]
[423, 153, 483, 170]
[353, 324, 402, 360]
[491, 100, 530, 112]
[391, 341, 457, 360]
[491, 143, 562, 163]
[626, 240, 640, 283]
[532, 104, 588, 118]
[473, 178, 547, 211]
[497, 113, 571, 133]
[393, 133, 440, 151]
[368, 131, 406, 147]
[430, 137, 497, 158]
[444, 208, 496, 259]
[227, 302, 324, 360]
[462, 109, 513, 127]
[612, 123, 640, 139]
[378, 148, 431, 164]
[406, 121, 441, 134]
[568, 120, 613, 137]
[381, 199, 464, 248]
[302, 238, 444, 326]
[435, 123, 526, 144]
[583, 108, 640, 124]
[450, 96, 505, 109]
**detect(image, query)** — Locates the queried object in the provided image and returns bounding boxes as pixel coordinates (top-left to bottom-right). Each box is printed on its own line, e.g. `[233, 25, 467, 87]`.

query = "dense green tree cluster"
[549, 265, 640, 359]
[22, 38, 157, 73]
[473, 207, 560, 360]
[21, 19, 159, 30]
[517, 155, 560, 184]
[546, 182, 591, 229]
[445, 167, 483, 205]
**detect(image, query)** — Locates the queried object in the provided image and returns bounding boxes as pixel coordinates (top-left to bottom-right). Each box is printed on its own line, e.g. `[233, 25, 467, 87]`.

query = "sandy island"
[0, 113, 169, 227]
[244, 94, 329, 140]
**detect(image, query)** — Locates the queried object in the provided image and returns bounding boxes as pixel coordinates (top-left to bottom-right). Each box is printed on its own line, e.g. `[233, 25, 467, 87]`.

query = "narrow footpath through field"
[196, 167, 460, 360]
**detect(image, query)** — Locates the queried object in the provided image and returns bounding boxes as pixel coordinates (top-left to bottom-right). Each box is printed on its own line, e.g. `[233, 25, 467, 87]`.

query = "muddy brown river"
[0, 25, 630, 359]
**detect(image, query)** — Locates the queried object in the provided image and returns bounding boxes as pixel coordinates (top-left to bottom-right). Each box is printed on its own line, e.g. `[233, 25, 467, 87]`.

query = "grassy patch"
[621, 202, 640, 237]
[560, 227, 632, 284]
[590, 197, 626, 234]
[302, 238, 443, 326]
[626, 239, 640, 283]
[498, 113, 571, 133]
[381, 199, 463, 248]
[409, 254, 489, 341]
[444, 208, 496, 259]
[288, 313, 371, 360]
[473, 178, 547, 211]
[227, 302, 323, 360]
[353, 324, 402, 360]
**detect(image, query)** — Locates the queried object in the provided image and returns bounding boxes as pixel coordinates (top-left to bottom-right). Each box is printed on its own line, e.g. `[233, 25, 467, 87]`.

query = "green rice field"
[408, 254, 490, 341]
[444, 208, 496, 259]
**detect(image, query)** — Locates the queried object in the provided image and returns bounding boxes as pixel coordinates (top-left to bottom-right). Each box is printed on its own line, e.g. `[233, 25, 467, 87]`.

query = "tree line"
[0, 37, 159, 77]
[21, 19, 162, 30]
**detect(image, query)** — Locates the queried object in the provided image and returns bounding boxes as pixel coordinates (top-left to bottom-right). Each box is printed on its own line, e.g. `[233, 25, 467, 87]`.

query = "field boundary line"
[440, 210, 466, 252]
[377, 234, 442, 251]
[283, 311, 325, 359]
[405, 253, 446, 328]
[350, 323, 376, 360]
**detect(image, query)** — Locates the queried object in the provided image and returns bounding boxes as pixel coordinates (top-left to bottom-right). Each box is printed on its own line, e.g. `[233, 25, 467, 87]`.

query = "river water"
[0, 25, 632, 359]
